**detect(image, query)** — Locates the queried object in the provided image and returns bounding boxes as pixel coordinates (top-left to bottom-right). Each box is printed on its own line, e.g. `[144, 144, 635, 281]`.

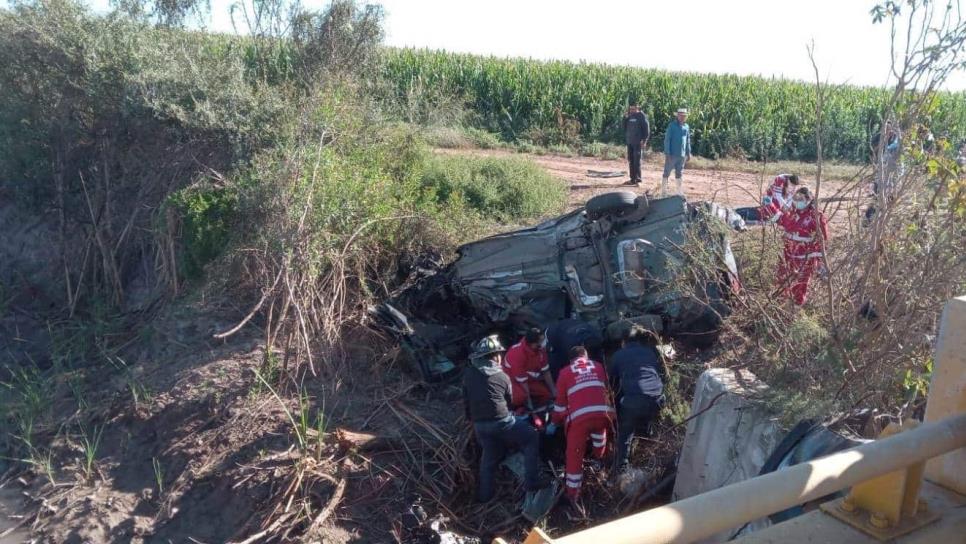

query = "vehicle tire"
[679, 313, 721, 349]
[675, 282, 728, 349]
[586, 192, 639, 220]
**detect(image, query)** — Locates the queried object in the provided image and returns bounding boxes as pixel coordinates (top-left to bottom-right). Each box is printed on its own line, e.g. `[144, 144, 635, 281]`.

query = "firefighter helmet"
[470, 334, 506, 359]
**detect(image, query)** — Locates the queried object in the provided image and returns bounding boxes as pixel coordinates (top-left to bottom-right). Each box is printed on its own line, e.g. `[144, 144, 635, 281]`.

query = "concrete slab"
[672, 368, 785, 541]
[924, 296, 966, 495]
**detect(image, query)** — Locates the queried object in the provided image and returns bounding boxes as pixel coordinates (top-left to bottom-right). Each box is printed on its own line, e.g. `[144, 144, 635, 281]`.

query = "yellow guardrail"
[508, 296, 966, 544]
[534, 413, 965, 544]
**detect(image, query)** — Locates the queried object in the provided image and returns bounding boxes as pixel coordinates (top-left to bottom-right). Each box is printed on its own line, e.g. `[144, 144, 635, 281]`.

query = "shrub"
[462, 127, 504, 150]
[548, 143, 577, 157]
[166, 185, 238, 281]
[0, 0, 295, 307]
[420, 154, 567, 222]
[422, 126, 473, 149]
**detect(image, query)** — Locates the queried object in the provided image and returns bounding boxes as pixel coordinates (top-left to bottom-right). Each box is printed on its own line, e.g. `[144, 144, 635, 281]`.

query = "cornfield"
[383, 48, 966, 162]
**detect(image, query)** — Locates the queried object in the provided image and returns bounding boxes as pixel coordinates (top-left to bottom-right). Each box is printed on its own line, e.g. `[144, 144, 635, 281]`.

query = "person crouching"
[548, 346, 615, 507]
[463, 334, 543, 503]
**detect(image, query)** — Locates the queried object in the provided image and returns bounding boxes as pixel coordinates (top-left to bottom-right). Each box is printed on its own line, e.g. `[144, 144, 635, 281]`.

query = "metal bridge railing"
[510, 295, 966, 544]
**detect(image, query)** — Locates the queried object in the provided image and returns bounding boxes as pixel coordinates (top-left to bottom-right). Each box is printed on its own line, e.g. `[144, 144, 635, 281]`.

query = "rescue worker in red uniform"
[773, 186, 828, 306]
[763, 173, 800, 219]
[735, 173, 800, 224]
[504, 328, 557, 410]
[548, 346, 615, 504]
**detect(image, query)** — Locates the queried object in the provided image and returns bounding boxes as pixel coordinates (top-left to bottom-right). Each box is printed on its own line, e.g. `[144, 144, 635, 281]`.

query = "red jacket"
[503, 339, 550, 399]
[551, 357, 614, 428]
[761, 174, 793, 221]
[777, 206, 828, 259]
[769, 174, 794, 208]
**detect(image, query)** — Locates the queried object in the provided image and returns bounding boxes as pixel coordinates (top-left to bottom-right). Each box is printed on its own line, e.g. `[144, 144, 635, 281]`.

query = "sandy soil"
[0, 488, 29, 544]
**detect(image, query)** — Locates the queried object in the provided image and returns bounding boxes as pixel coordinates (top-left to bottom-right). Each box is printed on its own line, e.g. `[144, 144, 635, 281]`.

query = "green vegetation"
[382, 48, 966, 162]
[422, 125, 504, 150]
[166, 186, 239, 280]
[77, 424, 104, 481]
[421, 154, 567, 222]
[0, 0, 565, 323]
[151, 457, 164, 495]
[1, 362, 51, 446]
[0, 0, 962, 540]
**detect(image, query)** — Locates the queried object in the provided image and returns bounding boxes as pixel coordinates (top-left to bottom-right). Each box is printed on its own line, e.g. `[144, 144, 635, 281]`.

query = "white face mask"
[793, 200, 808, 210]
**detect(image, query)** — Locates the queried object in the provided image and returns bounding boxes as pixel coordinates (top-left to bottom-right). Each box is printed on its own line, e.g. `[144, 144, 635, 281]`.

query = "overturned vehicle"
[373, 192, 744, 380]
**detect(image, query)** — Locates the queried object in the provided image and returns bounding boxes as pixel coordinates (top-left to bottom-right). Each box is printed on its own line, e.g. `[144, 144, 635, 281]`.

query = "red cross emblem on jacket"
[552, 357, 615, 498]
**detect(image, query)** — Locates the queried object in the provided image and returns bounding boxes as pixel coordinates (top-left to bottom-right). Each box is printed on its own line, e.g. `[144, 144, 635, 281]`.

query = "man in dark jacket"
[545, 318, 604, 380]
[463, 334, 543, 503]
[623, 102, 650, 185]
[609, 326, 665, 472]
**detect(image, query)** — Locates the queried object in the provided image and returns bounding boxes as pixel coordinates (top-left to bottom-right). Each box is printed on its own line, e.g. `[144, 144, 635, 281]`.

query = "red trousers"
[778, 253, 817, 306]
[511, 380, 554, 409]
[563, 414, 612, 498]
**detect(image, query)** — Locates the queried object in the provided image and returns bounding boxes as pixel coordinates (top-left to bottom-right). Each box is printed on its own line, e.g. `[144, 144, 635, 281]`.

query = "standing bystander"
[662, 108, 692, 197]
[623, 102, 650, 185]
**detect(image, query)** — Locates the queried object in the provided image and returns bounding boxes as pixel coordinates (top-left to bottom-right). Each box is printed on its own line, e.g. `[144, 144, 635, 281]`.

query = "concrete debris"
[672, 368, 784, 542]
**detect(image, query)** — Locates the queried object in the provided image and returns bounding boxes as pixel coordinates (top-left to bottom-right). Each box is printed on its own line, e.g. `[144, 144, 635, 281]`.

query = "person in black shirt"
[608, 326, 666, 472]
[462, 334, 542, 503]
[623, 102, 651, 185]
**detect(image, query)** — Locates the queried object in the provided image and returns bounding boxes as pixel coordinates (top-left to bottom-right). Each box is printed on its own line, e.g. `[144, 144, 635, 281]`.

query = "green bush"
[0, 0, 295, 307]
[166, 186, 238, 280]
[420, 125, 504, 150]
[462, 127, 504, 150]
[422, 126, 473, 148]
[421, 153, 566, 222]
[548, 143, 577, 157]
[581, 141, 605, 157]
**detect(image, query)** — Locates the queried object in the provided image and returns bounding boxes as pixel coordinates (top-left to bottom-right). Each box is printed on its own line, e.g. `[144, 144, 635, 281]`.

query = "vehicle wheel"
[586, 192, 639, 220]
[678, 314, 721, 349]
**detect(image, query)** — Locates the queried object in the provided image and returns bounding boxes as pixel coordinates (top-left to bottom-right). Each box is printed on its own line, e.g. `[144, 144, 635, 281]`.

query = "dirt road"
[438, 147, 852, 211]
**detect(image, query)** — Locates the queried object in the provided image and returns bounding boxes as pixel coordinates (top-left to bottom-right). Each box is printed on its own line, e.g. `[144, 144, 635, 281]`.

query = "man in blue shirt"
[662, 108, 692, 197]
[608, 326, 665, 473]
